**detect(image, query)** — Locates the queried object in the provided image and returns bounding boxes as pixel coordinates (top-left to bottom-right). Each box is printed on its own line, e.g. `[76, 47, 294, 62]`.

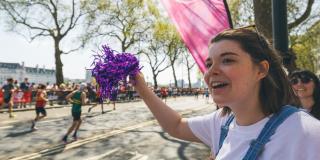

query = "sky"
[0, 0, 202, 86]
[0, 29, 200, 85]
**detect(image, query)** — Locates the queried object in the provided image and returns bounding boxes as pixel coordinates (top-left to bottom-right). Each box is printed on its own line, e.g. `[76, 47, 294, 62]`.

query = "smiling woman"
[289, 69, 320, 119]
[131, 28, 320, 160]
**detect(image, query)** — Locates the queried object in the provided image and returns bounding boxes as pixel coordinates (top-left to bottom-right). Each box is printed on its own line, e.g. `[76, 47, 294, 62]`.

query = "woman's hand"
[130, 72, 147, 90]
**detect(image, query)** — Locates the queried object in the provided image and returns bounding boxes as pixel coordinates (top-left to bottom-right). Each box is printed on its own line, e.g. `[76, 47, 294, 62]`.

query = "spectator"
[289, 69, 320, 120]
[20, 78, 31, 108]
[131, 28, 320, 159]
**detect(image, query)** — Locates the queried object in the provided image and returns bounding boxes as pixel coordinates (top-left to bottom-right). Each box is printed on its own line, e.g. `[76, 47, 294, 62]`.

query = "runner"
[110, 89, 117, 110]
[31, 84, 48, 130]
[2, 78, 16, 118]
[160, 87, 168, 103]
[62, 83, 87, 143]
[87, 83, 105, 114]
[204, 88, 210, 103]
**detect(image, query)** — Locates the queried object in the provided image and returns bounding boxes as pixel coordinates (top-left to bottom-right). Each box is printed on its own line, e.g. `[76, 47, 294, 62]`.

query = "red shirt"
[35, 90, 46, 107]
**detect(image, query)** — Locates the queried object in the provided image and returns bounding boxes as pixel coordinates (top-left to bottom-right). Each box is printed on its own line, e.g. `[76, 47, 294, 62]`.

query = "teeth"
[297, 88, 305, 91]
[211, 82, 227, 88]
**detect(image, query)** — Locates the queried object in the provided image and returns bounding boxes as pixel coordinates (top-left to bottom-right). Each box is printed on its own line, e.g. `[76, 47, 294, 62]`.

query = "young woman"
[289, 69, 320, 120]
[132, 28, 320, 159]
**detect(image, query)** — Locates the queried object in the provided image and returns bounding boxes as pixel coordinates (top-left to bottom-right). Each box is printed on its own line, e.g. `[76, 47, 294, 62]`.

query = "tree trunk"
[187, 67, 192, 89]
[253, 0, 296, 72]
[54, 39, 64, 85]
[171, 64, 178, 87]
[253, 0, 273, 41]
[153, 75, 158, 89]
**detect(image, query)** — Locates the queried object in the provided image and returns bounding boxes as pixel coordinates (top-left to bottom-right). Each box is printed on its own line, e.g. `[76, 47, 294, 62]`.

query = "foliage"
[83, 0, 150, 53]
[227, 0, 319, 72]
[291, 21, 320, 72]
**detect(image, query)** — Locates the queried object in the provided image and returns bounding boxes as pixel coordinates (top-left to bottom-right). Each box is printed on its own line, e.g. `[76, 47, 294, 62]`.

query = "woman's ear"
[257, 60, 269, 80]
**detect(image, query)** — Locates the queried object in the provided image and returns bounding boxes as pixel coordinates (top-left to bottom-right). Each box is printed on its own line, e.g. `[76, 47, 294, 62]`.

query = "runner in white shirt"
[132, 27, 320, 159]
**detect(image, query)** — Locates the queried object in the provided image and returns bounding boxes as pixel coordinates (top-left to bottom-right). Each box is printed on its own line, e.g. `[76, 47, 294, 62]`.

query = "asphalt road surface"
[0, 96, 216, 160]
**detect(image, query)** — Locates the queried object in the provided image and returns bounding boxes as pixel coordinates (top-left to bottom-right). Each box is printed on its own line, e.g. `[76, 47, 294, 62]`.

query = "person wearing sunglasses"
[132, 28, 320, 159]
[289, 69, 320, 120]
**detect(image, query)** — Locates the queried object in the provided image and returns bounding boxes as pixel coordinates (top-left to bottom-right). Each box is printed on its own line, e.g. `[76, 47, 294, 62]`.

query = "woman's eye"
[222, 58, 235, 64]
[205, 63, 212, 68]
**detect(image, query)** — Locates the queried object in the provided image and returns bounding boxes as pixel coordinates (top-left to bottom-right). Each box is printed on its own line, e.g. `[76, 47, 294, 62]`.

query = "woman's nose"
[207, 63, 220, 75]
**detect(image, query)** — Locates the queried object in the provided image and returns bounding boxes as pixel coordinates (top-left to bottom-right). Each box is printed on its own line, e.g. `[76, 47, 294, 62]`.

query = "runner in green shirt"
[62, 83, 87, 143]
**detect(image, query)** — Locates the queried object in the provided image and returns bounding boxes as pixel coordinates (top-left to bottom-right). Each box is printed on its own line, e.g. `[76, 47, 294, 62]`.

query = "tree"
[227, 0, 255, 27]
[227, 0, 319, 72]
[291, 21, 320, 72]
[143, 36, 171, 89]
[181, 50, 196, 89]
[154, 21, 184, 88]
[0, 0, 88, 84]
[83, 0, 151, 54]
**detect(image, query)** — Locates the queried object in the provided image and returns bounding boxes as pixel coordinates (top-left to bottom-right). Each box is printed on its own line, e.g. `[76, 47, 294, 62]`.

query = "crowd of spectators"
[0, 77, 209, 109]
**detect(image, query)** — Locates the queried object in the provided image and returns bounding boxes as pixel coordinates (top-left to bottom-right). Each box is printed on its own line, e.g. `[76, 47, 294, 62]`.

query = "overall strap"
[217, 114, 235, 155]
[242, 105, 299, 160]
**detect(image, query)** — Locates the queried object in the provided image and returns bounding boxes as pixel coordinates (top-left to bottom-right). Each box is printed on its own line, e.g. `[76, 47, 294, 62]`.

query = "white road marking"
[129, 151, 149, 160]
[0, 125, 13, 129]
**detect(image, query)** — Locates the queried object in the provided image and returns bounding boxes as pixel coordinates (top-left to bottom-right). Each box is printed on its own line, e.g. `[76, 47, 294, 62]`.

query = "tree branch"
[288, 0, 314, 29]
[61, 45, 83, 54]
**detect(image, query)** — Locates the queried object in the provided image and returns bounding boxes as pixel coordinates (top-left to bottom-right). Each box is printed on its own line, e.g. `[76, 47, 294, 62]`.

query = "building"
[0, 62, 55, 84]
[85, 69, 93, 83]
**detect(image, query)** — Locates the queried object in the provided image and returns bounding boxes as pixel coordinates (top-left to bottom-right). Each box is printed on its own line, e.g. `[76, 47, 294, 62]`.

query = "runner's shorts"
[72, 111, 81, 121]
[4, 95, 11, 103]
[35, 107, 47, 116]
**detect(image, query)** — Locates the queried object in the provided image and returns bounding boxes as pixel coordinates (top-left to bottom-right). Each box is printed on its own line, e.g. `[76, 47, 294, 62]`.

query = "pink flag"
[160, 0, 232, 73]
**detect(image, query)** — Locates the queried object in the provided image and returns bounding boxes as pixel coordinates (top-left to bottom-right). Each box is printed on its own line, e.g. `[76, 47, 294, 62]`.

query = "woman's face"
[204, 40, 266, 108]
[291, 76, 315, 99]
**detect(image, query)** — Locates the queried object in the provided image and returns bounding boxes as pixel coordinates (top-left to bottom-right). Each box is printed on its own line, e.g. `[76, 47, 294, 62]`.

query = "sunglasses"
[290, 77, 313, 85]
[234, 25, 269, 59]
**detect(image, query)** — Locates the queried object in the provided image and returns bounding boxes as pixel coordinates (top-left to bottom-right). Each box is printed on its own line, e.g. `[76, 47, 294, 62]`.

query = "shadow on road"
[42, 144, 66, 156]
[6, 129, 34, 137]
[127, 130, 190, 160]
[158, 131, 190, 160]
[85, 110, 113, 118]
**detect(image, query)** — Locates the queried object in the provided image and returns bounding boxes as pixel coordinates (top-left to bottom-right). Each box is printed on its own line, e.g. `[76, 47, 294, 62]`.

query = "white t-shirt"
[188, 108, 320, 160]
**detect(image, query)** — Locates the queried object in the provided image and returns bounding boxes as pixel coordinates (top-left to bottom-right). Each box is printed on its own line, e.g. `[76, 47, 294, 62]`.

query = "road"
[0, 96, 216, 160]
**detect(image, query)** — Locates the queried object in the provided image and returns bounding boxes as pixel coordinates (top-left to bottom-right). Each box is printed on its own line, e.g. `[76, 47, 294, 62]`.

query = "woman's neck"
[230, 95, 267, 126]
[300, 97, 315, 111]
[232, 107, 266, 126]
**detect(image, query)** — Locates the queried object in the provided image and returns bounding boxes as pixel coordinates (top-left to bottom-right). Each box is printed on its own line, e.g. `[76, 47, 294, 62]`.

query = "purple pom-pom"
[91, 45, 142, 100]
